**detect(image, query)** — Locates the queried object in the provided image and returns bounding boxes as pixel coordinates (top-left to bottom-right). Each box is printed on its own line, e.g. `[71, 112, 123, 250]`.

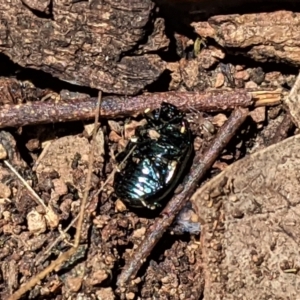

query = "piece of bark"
[192, 11, 300, 66]
[191, 134, 300, 299]
[0, 0, 167, 95]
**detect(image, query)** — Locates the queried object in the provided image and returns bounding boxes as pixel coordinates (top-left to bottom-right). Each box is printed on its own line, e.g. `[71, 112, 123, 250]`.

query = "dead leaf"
[191, 134, 300, 299]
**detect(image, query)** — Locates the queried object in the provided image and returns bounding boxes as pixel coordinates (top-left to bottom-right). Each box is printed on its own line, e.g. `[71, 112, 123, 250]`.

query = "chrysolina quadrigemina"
[113, 102, 193, 209]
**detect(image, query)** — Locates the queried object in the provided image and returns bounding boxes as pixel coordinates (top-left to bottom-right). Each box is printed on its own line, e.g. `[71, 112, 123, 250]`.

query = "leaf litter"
[191, 133, 300, 300]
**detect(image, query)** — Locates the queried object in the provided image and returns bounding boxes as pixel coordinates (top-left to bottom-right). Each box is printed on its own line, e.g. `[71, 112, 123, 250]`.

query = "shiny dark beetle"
[113, 102, 193, 209]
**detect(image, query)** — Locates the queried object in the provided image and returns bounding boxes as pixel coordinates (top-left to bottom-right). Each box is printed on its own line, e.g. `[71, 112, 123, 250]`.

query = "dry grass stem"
[3, 160, 48, 211]
[8, 92, 102, 300]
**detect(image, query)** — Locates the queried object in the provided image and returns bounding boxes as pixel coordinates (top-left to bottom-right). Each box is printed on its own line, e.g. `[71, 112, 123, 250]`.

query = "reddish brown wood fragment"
[0, 89, 281, 129]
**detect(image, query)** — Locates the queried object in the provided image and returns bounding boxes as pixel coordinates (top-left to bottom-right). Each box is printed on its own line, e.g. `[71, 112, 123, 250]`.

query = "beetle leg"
[152, 201, 161, 208]
[180, 124, 186, 134]
[165, 160, 178, 184]
[144, 107, 157, 126]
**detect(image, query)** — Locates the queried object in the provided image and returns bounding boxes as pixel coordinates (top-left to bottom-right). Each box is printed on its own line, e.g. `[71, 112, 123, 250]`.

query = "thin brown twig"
[8, 92, 102, 300]
[0, 89, 281, 129]
[117, 107, 249, 287]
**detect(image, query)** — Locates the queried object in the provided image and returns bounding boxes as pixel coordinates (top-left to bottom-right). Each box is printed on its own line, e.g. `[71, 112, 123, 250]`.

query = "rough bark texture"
[192, 11, 300, 66]
[0, 0, 168, 95]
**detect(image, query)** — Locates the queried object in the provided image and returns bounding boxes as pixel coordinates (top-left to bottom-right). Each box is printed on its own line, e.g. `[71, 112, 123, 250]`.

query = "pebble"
[0, 143, 7, 160]
[0, 183, 11, 198]
[27, 210, 47, 235]
[214, 72, 225, 88]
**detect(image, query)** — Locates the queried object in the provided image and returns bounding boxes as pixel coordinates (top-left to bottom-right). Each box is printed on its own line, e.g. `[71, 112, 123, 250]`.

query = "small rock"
[65, 277, 82, 292]
[234, 70, 250, 81]
[235, 65, 244, 71]
[132, 227, 146, 239]
[181, 59, 201, 89]
[0, 143, 7, 160]
[118, 138, 127, 151]
[124, 120, 147, 140]
[212, 161, 228, 171]
[60, 198, 72, 220]
[27, 210, 47, 235]
[126, 292, 135, 300]
[211, 46, 225, 59]
[193, 136, 203, 151]
[25, 139, 41, 152]
[190, 212, 199, 223]
[173, 206, 201, 235]
[250, 107, 266, 123]
[212, 114, 227, 127]
[108, 120, 122, 134]
[188, 243, 200, 250]
[167, 62, 182, 90]
[84, 124, 95, 137]
[221, 154, 234, 161]
[268, 106, 282, 119]
[52, 179, 68, 196]
[202, 119, 215, 134]
[214, 72, 225, 88]
[2, 224, 13, 234]
[94, 128, 105, 158]
[109, 131, 122, 143]
[2, 210, 11, 221]
[25, 233, 47, 251]
[96, 288, 115, 300]
[250, 67, 265, 85]
[87, 270, 108, 286]
[0, 182, 11, 198]
[234, 79, 244, 88]
[251, 67, 264, 85]
[115, 199, 127, 212]
[245, 81, 258, 89]
[45, 207, 59, 229]
[132, 277, 141, 284]
[148, 129, 160, 140]
[198, 47, 224, 69]
[161, 276, 169, 284]
[285, 74, 296, 89]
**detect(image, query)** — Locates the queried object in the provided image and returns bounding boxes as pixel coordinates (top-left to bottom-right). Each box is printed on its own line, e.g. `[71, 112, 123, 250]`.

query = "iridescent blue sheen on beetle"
[113, 102, 193, 209]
